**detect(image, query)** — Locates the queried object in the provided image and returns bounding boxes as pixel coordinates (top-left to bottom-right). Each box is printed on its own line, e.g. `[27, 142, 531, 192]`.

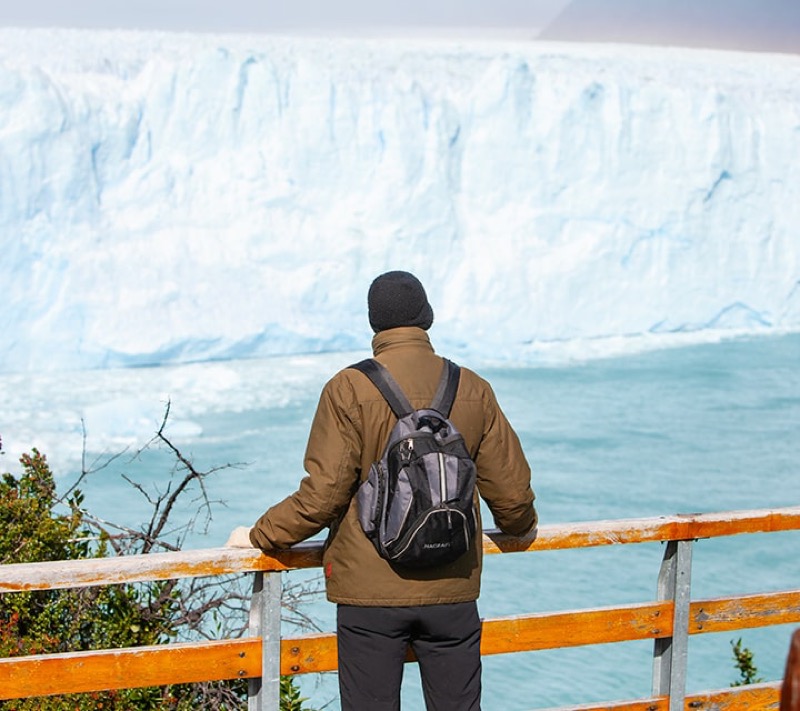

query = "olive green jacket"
[250, 327, 537, 605]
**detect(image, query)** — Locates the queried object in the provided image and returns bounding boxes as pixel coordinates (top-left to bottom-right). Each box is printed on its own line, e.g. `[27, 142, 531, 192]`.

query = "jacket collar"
[371, 327, 435, 356]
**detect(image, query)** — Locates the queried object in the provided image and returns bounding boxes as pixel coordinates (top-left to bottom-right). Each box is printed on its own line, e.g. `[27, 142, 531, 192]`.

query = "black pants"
[337, 602, 482, 711]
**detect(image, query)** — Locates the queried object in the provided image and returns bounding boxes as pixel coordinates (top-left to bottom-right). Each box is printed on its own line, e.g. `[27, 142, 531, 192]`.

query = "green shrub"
[730, 637, 763, 686]
[0, 441, 318, 710]
[0, 449, 174, 709]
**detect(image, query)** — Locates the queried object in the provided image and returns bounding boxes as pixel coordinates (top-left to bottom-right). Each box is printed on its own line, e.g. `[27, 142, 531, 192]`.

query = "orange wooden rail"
[2, 507, 798, 592]
[1, 506, 798, 709]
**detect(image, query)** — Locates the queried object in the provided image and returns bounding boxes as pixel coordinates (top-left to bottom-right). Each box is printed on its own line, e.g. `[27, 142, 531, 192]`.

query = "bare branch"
[57, 418, 130, 506]
[58, 400, 324, 708]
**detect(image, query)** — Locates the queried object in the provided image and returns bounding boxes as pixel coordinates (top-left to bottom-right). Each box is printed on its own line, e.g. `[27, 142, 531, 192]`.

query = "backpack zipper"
[438, 451, 453, 527]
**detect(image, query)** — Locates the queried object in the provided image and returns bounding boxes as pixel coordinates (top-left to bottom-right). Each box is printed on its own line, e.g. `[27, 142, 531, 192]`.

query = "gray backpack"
[350, 358, 478, 568]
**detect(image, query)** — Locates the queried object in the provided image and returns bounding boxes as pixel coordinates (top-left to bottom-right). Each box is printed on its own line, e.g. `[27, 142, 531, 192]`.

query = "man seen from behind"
[227, 270, 537, 710]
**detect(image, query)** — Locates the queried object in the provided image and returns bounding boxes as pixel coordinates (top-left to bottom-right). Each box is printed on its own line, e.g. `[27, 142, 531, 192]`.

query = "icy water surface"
[1, 333, 798, 709]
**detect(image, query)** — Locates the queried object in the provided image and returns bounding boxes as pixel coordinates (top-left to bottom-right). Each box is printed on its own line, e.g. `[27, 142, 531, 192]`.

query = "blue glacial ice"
[1, 29, 799, 372]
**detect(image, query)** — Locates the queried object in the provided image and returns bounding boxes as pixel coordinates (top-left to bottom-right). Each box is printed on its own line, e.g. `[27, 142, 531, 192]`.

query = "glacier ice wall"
[1, 29, 799, 372]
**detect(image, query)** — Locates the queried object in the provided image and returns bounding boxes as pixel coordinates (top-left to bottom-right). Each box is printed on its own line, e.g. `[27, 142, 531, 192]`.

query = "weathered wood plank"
[276, 602, 673, 674]
[0, 543, 323, 592]
[0, 638, 261, 700]
[281, 634, 338, 675]
[1, 507, 798, 592]
[690, 590, 800, 634]
[537, 697, 668, 711]
[683, 680, 781, 710]
[480, 602, 672, 655]
[0, 620, 789, 700]
[485, 507, 800, 554]
[536, 682, 781, 710]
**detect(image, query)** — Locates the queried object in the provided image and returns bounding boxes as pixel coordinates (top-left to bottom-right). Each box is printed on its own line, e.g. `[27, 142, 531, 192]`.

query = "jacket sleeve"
[249, 375, 362, 551]
[473, 382, 538, 537]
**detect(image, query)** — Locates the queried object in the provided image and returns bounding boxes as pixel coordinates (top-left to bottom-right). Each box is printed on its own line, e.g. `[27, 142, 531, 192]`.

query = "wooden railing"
[1, 506, 799, 710]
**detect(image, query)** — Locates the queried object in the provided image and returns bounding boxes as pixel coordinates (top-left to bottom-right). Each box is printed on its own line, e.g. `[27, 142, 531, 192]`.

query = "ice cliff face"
[1, 29, 799, 372]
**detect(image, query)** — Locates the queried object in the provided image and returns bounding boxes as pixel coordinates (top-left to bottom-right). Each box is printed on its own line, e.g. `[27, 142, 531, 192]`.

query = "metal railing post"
[248, 571, 282, 711]
[652, 539, 693, 711]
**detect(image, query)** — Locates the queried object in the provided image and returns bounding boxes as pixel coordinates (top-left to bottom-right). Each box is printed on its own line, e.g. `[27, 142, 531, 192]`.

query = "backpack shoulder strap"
[431, 359, 461, 417]
[349, 358, 461, 418]
[349, 359, 413, 418]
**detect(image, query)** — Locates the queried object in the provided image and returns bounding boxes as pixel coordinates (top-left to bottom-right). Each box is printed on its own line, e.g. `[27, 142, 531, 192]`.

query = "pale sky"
[542, 0, 800, 54]
[0, 0, 571, 36]
[0, 0, 796, 52]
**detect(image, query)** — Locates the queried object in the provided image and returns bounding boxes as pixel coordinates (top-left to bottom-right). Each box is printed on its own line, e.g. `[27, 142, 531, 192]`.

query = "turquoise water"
[1, 333, 798, 709]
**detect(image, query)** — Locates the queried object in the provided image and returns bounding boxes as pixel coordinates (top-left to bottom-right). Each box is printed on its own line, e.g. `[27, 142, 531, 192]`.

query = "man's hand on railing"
[225, 526, 255, 548]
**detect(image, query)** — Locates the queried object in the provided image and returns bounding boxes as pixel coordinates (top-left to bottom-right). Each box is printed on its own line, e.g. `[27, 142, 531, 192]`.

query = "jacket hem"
[326, 593, 480, 606]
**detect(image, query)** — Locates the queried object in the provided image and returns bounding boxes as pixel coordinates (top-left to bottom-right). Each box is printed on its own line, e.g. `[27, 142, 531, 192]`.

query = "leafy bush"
[730, 637, 763, 686]
[0, 449, 177, 709]
[0, 429, 318, 710]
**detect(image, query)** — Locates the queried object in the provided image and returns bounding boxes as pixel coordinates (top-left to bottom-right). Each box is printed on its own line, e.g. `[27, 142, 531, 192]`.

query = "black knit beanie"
[368, 271, 434, 333]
